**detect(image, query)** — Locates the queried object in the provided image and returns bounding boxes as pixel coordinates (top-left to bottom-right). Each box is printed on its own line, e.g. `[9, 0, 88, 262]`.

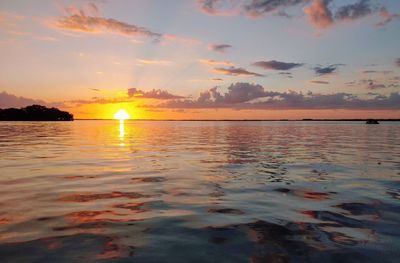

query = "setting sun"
[113, 109, 130, 120]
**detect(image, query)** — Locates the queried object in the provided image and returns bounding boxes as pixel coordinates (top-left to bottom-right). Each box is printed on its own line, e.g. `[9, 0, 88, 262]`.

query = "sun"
[113, 109, 130, 120]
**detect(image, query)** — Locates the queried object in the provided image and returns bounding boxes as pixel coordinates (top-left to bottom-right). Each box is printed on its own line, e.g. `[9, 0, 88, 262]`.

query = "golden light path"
[113, 109, 130, 139]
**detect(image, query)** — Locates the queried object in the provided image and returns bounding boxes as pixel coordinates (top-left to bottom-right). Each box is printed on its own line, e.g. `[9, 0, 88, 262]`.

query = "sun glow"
[113, 109, 130, 120]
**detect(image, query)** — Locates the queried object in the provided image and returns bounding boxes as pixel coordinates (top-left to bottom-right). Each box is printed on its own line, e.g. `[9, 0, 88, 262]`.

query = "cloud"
[0, 91, 66, 108]
[67, 97, 132, 106]
[213, 66, 264, 77]
[10, 89, 184, 108]
[198, 0, 222, 14]
[304, 0, 334, 29]
[197, 0, 239, 16]
[209, 44, 232, 53]
[244, 0, 308, 17]
[0, 91, 47, 108]
[396, 58, 400, 67]
[304, 0, 391, 30]
[52, 5, 162, 41]
[87, 2, 100, 16]
[196, 0, 396, 30]
[197, 0, 309, 18]
[361, 79, 387, 90]
[345, 81, 356, 86]
[313, 64, 342, 75]
[62, 2, 101, 17]
[136, 59, 171, 65]
[362, 70, 392, 74]
[162, 34, 203, 46]
[376, 7, 400, 27]
[127, 88, 184, 100]
[252, 60, 303, 70]
[334, 0, 373, 22]
[309, 80, 330, 84]
[203, 82, 267, 103]
[279, 72, 293, 78]
[158, 82, 400, 110]
[199, 59, 232, 66]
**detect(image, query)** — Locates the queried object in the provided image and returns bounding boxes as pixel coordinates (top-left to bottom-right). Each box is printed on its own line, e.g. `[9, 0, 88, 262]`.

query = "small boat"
[366, 119, 379, 124]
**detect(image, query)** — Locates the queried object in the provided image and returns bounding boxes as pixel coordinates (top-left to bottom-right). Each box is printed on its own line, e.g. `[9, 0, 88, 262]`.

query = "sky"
[0, 0, 399, 120]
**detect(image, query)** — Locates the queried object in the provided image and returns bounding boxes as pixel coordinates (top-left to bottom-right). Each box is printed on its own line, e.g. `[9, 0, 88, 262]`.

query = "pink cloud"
[304, 0, 334, 29]
[376, 7, 400, 27]
[199, 59, 232, 66]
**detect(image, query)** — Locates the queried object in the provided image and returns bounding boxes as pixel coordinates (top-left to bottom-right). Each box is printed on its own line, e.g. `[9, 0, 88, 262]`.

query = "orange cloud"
[50, 4, 161, 41]
[136, 59, 172, 65]
[304, 0, 334, 29]
[199, 59, 232, 66]
[55, 15, 161, 40]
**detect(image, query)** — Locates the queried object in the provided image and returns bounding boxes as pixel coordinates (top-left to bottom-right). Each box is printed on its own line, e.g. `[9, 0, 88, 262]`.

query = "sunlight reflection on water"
[119, 120, 125, 139]
[0, 120, 399, 262]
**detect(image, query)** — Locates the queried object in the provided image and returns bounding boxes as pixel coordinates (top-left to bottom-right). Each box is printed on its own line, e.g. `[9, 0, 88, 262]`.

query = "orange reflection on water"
[66, 210, 125, 224]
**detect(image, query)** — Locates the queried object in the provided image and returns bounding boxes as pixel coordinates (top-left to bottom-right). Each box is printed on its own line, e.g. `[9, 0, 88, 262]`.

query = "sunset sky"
[0, 0, 399, 119]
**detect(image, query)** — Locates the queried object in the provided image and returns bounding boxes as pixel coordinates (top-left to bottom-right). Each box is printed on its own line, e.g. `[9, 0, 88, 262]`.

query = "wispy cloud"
[197, 0, 240, 16]
[199, 59, 232, 66]
[361, 79, 387, 90]
[209, 44, 232, 53]
[376, 7, 400, 27]
[198, 0, 223, 14]
[244, 0, 308, 17]
[279, 72, 293, 78]
[362, 70, 392, 74]
[0, 91, 46, 108]
[197, 0, 309, 17]
[127, 88, 184, 100]
[334, 0, 373, 22]
[136, 59, 172, 65]
[196, 0, 398, 30]
[0, 91, 65, 108]
[252, 60, 303, 70]
[51, 4, 162, 41]
[162, 34, 203, 46]
[309, 80, 330, 84]
[213, 66, 264, 77]
[0, 11, 28, 36]
[305, 0, 394, 30]
[313, 64, 343, 75]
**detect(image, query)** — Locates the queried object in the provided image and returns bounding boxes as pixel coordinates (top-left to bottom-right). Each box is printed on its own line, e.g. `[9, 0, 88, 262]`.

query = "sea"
[0, 120, 399, 262]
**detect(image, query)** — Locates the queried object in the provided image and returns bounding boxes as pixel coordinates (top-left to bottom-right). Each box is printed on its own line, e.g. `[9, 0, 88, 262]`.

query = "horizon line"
[75, 118, 400, 121]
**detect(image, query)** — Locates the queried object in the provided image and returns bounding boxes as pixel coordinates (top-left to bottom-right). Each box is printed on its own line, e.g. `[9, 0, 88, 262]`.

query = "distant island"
[0, 105, 73, 121]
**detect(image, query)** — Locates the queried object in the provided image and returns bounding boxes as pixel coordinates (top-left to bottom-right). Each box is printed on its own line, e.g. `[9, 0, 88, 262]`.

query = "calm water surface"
[0, 121, 399, 262]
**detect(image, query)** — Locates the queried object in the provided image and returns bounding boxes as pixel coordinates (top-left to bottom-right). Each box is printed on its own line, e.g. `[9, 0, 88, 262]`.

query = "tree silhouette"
[0, 105, 73, 121]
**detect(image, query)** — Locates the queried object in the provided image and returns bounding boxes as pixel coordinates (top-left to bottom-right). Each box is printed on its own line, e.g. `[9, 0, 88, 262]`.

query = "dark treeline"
[0, 105, 73, 121]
